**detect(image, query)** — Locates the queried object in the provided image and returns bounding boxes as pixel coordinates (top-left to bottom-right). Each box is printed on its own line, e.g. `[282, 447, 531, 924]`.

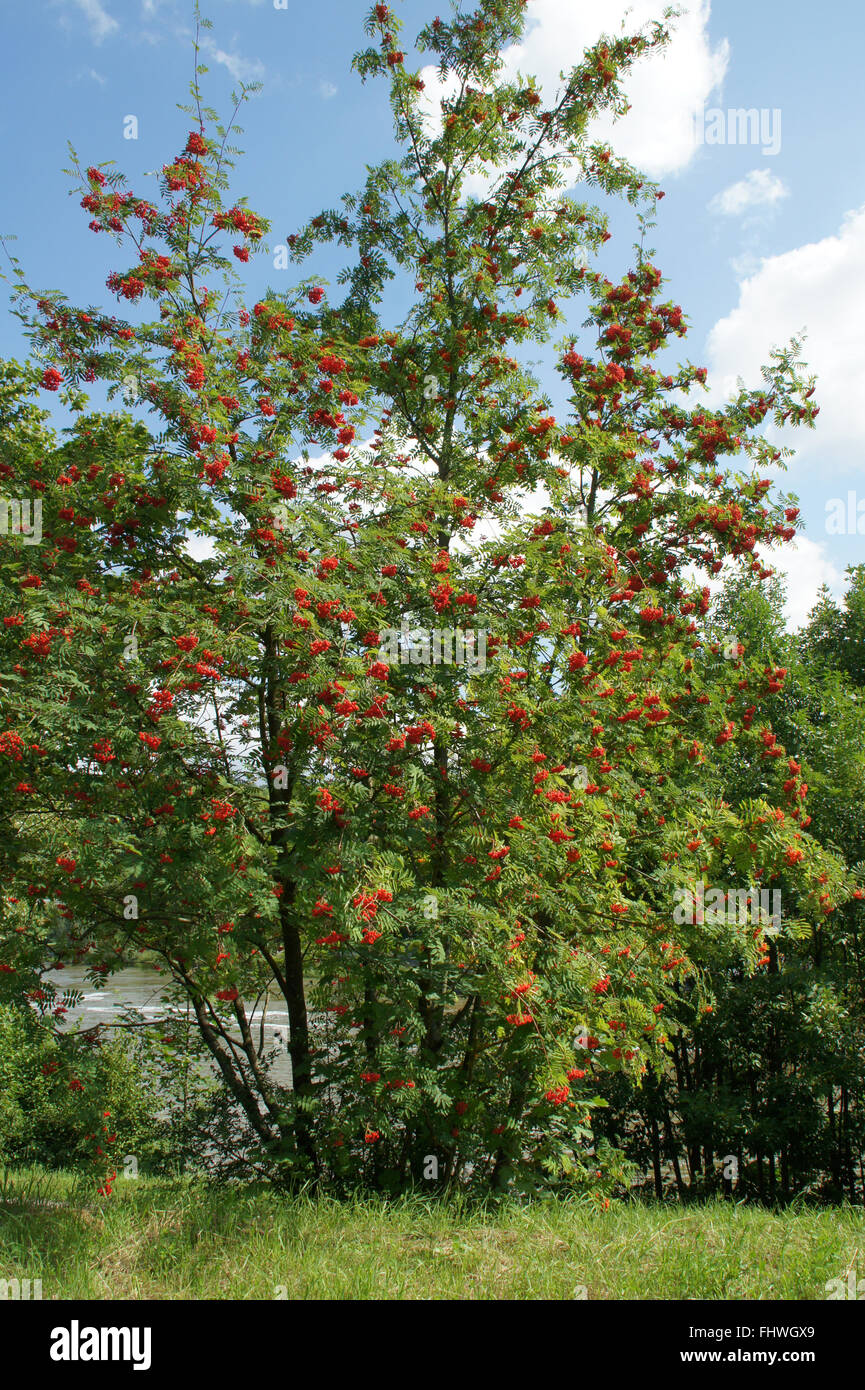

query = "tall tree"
[0, 1, 848, 1192]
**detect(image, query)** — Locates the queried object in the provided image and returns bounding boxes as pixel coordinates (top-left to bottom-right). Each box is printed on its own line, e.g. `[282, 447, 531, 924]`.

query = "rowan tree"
[0, 1, 851, 1192]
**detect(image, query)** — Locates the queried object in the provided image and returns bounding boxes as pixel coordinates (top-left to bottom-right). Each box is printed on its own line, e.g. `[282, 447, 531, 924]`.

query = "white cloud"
[424, 0, 729, 179]
[768, 537, 844, 630]
[701, 538, 842, 632]
[184, 532, 217, 563]
[201, 36, 264, 84]
[709, 168, 788, 217]
[318, 80, 338, 100]
[728, 251, 762, 279]
[65, 0, 119, 43]
[705, 205, 865, 461]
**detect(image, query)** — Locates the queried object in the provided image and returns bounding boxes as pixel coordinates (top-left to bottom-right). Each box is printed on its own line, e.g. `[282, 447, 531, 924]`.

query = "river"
[44, 963, 295, 1086]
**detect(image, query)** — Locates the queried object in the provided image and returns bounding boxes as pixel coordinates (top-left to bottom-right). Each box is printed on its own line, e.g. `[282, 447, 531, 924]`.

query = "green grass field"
[1, 1170, 863, 1300]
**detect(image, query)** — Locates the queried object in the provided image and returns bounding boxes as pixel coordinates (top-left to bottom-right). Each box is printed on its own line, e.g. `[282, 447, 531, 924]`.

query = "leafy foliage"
[0, 1, 852, 1196]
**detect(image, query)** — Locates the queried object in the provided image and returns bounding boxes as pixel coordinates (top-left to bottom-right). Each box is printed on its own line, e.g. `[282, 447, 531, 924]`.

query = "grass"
[1, 1167, 863, 1300]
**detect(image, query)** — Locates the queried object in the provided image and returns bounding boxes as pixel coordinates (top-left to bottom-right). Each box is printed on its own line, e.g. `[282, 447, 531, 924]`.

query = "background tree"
[594, 569, 865, 1202]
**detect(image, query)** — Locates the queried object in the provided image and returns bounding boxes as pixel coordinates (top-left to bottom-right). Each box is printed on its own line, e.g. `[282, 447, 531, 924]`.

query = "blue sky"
[2, 0, 863, 624]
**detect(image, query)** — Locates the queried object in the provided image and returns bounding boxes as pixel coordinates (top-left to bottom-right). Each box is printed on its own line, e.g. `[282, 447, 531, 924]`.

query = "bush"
[0, 1004, 163, 1176]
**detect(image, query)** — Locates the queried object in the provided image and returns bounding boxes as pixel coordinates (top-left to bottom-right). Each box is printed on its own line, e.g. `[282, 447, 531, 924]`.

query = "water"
[44, 964, 295, 1086]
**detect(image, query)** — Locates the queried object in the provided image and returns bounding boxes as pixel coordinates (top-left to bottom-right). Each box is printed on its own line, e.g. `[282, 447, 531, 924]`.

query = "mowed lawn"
[1, 1170, 863, 1300]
